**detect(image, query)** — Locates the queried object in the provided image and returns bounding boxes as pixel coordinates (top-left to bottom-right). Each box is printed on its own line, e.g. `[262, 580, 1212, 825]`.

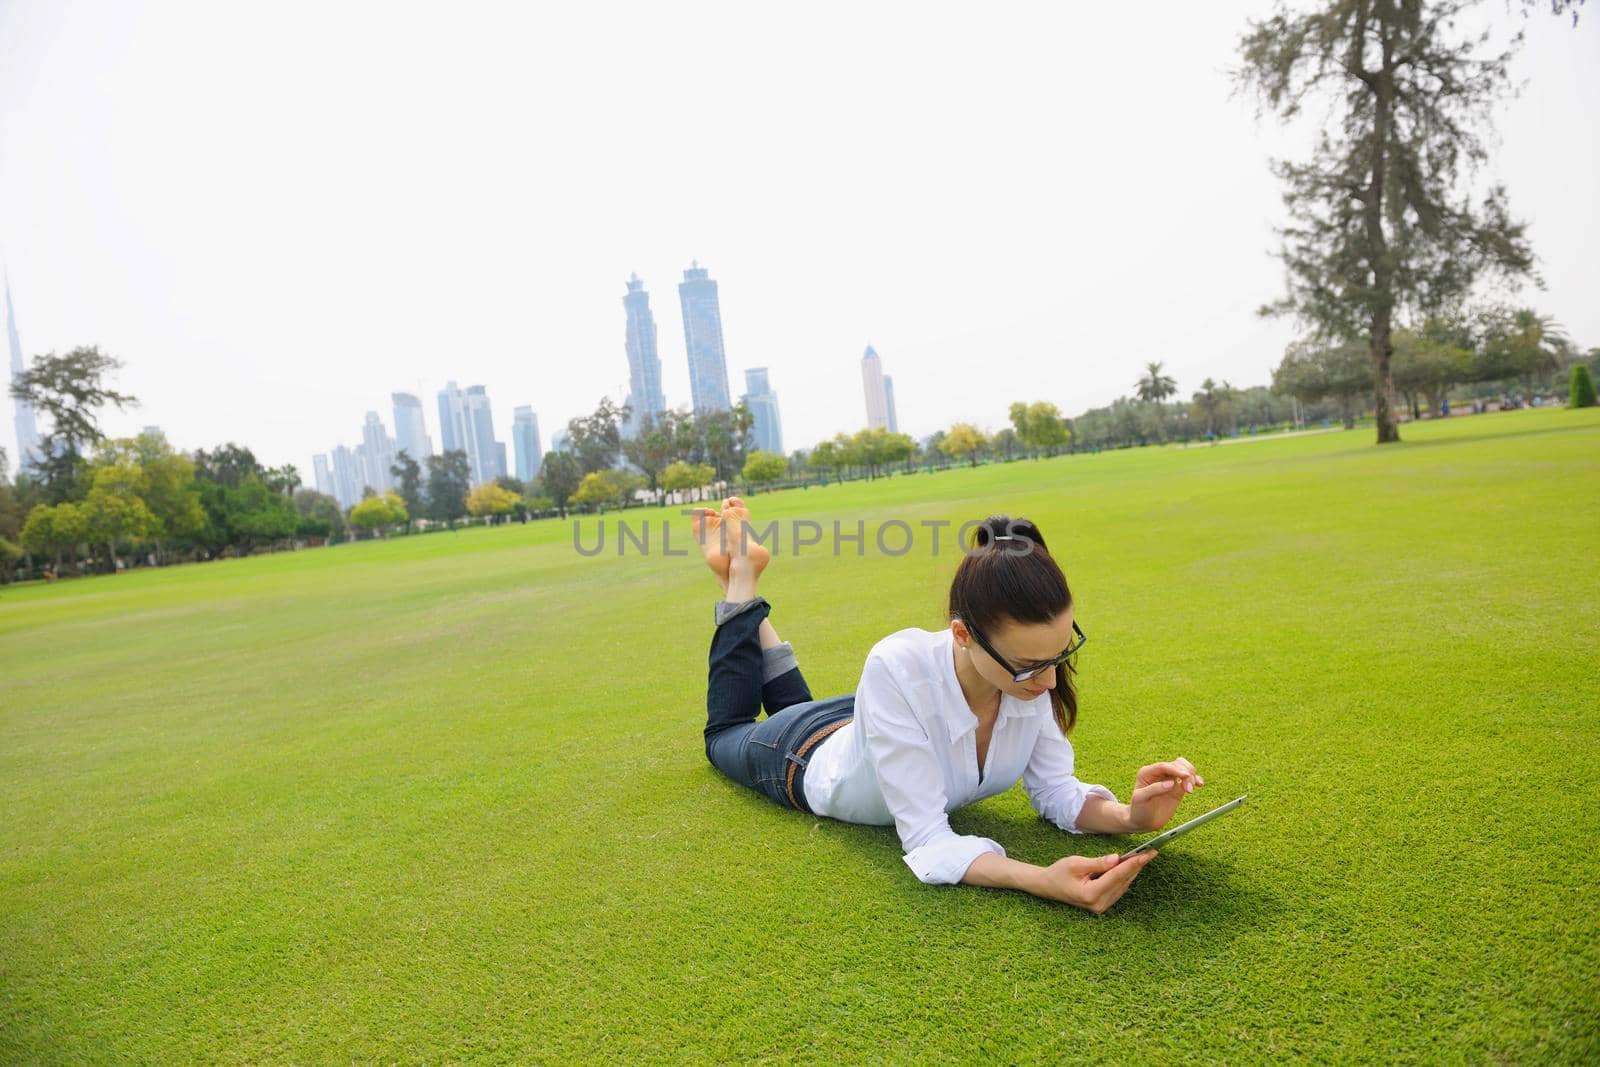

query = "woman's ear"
[950, 618, 970, 647]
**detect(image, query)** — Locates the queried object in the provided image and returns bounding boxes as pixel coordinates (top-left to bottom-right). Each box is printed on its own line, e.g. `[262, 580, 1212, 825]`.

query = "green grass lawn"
[2, 408, 1598, 1063]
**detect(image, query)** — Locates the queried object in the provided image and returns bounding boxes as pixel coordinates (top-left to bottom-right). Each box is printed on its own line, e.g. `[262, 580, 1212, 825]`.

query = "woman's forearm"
[962, 850, 1050, 896]
[1074, 794, 1136, 834]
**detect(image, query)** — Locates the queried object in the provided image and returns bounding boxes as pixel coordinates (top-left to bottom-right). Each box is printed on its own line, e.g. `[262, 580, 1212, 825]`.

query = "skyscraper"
[437, 381, 504, 485]
[679, 261, 732, 413]
[391, 392, 433, 466]
[312, 453, 335, 498]
[622, 274, 666, 437]
[512, 406, 543, 482]
[361, 412, 395, 493]
[741, 367, 783, 455]
[6, 272, 42, 470]
[861, 345, 889, 430]
[331, 445, 362, 509]
[883, 375, 899, 434]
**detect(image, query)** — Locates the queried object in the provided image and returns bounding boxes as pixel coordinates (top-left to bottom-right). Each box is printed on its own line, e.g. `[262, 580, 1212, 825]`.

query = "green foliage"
[349, 492, 408, 538]
[661, 460, 715, 493]
[293, 489, 345, 541]
[939, 423, 986, 467]
[571, 468, 644, 508]
[424, 451, 471, 525]
[389, 451, 424, 529]
[566, 397, 629, 474]
[1236, 2, 1542, 443]
[536, 451, 583, 515]
[466, 483, 519, 518]
[741, 450, 787, 485]
[19, 501, 87, 565]
[8, 346, 138, 490]
[1571, 364, 1597, 409]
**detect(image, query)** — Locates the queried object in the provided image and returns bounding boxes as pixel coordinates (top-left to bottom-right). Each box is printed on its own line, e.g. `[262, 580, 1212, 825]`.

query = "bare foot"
[719, 497, 771, 577]
[689, 507, 731, 592]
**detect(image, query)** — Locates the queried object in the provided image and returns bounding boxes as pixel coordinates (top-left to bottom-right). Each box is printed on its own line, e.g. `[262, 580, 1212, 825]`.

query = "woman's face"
[956, 609, 1076, 699]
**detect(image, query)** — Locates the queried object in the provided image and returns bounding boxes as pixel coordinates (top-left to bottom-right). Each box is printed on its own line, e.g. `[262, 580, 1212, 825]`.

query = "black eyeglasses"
[960, 617, 1088, 683]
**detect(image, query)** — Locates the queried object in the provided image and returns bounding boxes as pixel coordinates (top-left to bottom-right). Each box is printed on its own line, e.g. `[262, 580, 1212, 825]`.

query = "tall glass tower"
[861, 345, 889, 430]
[622, 274, 666, 437]
[391, 392, 433, 466]
[437, 381, 504, 485]
[678, 261, 732, 413]
[6, 273, 42, 469]
[741, 367, 783, 455]
[512, 406, 543, 482]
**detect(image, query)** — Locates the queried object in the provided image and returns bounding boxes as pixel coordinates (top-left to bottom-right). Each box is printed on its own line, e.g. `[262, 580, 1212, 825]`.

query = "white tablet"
[1121, 795, 1248, 859]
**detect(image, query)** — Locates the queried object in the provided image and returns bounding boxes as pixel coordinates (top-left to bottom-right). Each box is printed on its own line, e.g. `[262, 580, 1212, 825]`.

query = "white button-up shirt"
[803, 626, 1115, 885]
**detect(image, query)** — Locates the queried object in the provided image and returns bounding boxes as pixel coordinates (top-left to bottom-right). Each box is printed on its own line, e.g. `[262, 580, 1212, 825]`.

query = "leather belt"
[784, 717, 853, 812]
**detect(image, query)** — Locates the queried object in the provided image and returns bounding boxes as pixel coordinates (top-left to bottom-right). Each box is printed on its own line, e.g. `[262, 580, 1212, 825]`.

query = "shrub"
[1571, 364, 1597, 409]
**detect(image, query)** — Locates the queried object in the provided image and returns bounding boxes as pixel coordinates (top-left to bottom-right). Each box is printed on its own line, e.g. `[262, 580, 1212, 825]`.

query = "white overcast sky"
[2, 1, 1595, 474]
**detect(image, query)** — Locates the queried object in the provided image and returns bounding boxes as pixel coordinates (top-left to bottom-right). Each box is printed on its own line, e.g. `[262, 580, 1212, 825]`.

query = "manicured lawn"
[2, 408, 1597, 1062]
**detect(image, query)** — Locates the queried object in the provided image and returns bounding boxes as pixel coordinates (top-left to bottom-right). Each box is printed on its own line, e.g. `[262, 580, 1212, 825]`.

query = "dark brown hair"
[946, 515, 1078, 735]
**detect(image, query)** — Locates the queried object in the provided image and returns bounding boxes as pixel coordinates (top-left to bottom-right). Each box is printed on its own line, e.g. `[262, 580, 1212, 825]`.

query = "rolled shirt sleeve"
[855, 651, 1005, 884]
[1022, 704, 1117, 833]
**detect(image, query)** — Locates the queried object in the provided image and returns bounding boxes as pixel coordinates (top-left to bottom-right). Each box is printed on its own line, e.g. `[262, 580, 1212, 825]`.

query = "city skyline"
[679, 262, 733, 414]
[620, 273, 666, 439]
[6, 271, 41, 470]
[1, 5, 1595, 473]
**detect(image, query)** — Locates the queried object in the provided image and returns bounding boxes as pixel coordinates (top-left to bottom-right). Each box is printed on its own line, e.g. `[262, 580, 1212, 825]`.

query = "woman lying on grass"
[691, 498, 1205, 914]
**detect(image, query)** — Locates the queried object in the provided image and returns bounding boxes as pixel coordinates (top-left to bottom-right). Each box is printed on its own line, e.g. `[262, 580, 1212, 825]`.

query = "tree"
[1026, 401, 1071, 456]
[940, 423, 986, 468]
[467, 482, 520, 521]
[538, 451, 583, 518]
[621, 411, 681, 496]
[80, 466, 158, 571]
[349, 492, 407, 539]
[1136, 362, 1179, 403]
[293, 489, 346, 542]
[1236, 2, 1554, 444]
[91, 434, 206, 562]
[1392, 324, 1473, 417]
[8, 346, 139, 501]
[1272, 340, 1371, 428]
[567, 397, 630, 474]
[742, 450, 788, 486]
[805, 441, 841, 484]
[662, 460, 717, 496]
[264, 464, 301, 498]
[425, 450, 471, 526]
[193, 444, 262, 489]
[992, 428, 1019, 461]
[572, 468, 644, 509]
[20, 502, 88, 573]
[389, 450, 424, 532]
[1571, 364, 1597, 409]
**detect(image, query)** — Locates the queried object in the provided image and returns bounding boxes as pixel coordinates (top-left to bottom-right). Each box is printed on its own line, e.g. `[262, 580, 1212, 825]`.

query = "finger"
[1132, 780, 1179, 803]
[1067, 853, 1121, 878]
[1088, 852, 1154, 909]
[1176, 757, 1203, 787]
[1139, 761, 1190, 785]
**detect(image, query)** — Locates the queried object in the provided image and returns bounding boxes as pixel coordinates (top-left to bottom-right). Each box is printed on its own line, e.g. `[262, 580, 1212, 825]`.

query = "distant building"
[622, 274, 667, 438]
[437, 381, 504, 485]
[141, 425, 166, 441]
[331, 445, 362, 509]
[361, 411, 395, 493]
[391, 392, 433, 466]
[742, 367, 783, 455]
[6, 273, 42, 470]
[512, 406, 543, 482]
[883, 375, 899, 434]
[861, 345, 889, 430]
[679, 261, 732, 413]
[551, 429, 572, 455]
[312, 453, 334, 498]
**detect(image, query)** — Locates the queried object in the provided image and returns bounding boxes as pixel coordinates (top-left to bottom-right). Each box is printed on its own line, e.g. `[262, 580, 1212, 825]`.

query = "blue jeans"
[704, 597, 855, 813]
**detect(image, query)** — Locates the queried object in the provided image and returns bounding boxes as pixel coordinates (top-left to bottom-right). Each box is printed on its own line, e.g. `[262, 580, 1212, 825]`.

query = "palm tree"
[1193, 379, 1222, 437]
[1136, 361, 1178, 404]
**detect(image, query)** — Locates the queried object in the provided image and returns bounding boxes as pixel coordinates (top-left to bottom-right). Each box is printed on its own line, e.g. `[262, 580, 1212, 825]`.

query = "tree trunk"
[1365, 29, 1401, 444]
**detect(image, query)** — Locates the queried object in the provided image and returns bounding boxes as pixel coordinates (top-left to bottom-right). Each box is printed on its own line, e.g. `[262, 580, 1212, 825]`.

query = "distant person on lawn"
[690, 498, 1206, 914]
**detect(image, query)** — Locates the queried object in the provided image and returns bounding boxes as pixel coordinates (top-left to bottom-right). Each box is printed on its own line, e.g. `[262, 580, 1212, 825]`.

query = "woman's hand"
[1127, 758, 1204, 832]
[1034, 852, 1158, 914]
